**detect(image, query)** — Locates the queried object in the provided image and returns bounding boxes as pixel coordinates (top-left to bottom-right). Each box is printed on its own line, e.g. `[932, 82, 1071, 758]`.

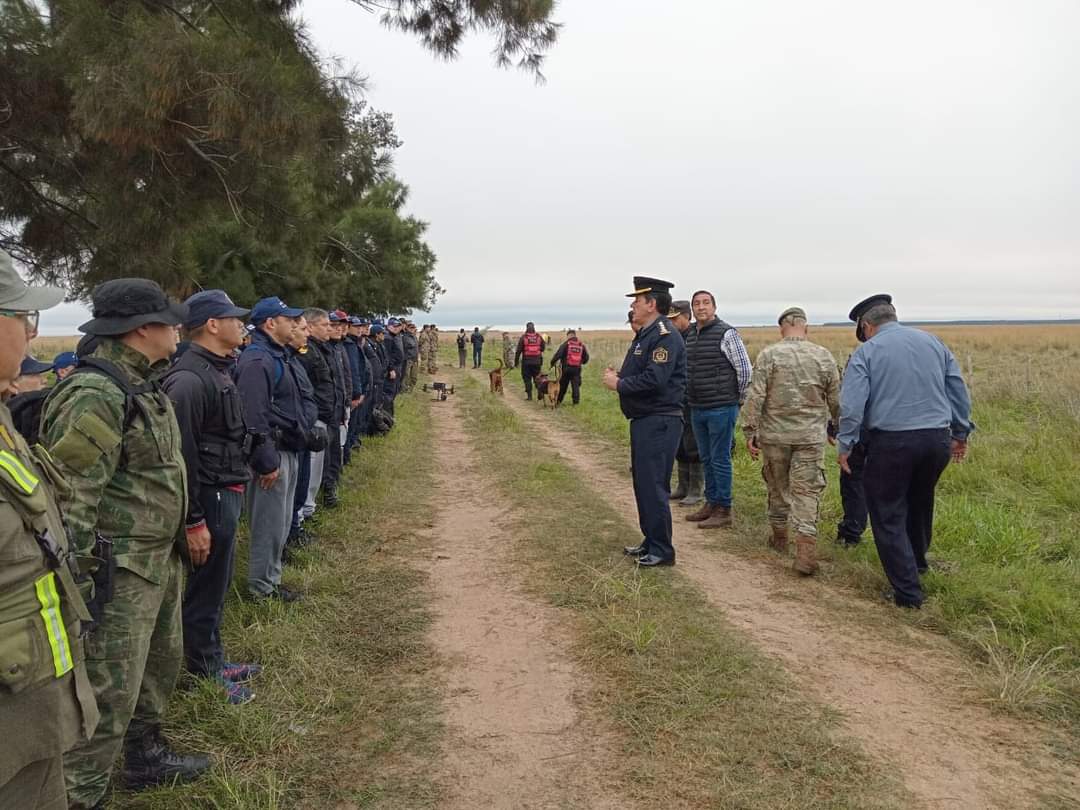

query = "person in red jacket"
[514, 322, 546, 400]
[550, 330, 589, 405]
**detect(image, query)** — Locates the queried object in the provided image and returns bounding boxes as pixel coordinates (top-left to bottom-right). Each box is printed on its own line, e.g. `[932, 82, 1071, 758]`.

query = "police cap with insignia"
[79, 278, 189, 336]
[848, 293, 893, 342]
[626, 276, 675, 298]
[669, 299, 691, 318]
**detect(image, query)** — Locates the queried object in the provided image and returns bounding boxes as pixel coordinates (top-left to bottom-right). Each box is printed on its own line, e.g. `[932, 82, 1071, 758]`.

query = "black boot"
[122, 724, 211, 791]
[322, 486, 339, 509]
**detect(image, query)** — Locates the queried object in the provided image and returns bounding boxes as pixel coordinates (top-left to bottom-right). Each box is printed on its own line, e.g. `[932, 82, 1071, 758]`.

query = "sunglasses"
[0, 309, 40, 332]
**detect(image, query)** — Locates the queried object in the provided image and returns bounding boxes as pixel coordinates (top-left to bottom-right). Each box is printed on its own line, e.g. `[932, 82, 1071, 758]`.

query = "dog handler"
[602, 277, 687, 567]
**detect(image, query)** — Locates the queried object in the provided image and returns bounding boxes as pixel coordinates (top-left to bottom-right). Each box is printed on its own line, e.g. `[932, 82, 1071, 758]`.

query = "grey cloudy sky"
[38, 0, 1080, 333]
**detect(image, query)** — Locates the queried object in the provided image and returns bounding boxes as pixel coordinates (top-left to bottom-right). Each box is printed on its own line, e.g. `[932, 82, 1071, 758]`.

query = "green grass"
[110, 391, 444, 809]
[508, 348, 1080, 729]
[454, 374, 911, 809]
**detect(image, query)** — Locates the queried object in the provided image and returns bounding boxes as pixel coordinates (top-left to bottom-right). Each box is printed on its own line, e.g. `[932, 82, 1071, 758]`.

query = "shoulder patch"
[652, 347, 669, 364]
[658, 320, 670, 336]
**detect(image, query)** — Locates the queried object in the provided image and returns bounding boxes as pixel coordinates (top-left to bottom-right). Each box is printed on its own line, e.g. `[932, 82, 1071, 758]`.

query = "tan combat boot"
[769, 525, 788, 553]
[794, 534, 819, 575]
[684, 502, 716, 522]
[696, 505, 733, 530]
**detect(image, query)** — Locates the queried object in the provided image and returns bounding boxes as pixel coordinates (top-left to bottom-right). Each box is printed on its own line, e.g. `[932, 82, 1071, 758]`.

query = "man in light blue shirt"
[838, 294, 973, 608]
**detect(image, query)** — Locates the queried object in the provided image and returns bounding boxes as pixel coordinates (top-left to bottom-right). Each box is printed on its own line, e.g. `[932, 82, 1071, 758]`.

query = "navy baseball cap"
[53, 351, 78, 370]
[387, 317, 401, 327]
[369, 323, 385, 335]
[328, 311, 342, 322]
[20, 355, 53, 376]
[183, 289, 250, 329]
[250, 296, 302, 324]
[348, 316, 363, 325]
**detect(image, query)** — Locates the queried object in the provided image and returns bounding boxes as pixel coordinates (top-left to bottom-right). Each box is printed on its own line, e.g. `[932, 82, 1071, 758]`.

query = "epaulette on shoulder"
[658, 320, 670, 336]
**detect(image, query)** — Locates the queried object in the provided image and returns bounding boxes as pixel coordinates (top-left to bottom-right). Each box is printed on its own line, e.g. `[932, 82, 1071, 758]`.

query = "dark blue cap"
[183, 289, 250, 329]
[369, 323, 385, 335]
[328, 311, 342, 322]
[250, 296, 302, 324]
[348, 316, 363, 325]
[53, 351, 78, 370]
[387, 317, 401, 327]
[20, 355, 53, 376]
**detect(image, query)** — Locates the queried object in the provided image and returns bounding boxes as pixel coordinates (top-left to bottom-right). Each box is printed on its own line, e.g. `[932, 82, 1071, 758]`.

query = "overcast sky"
[39, 0, 1080, 333]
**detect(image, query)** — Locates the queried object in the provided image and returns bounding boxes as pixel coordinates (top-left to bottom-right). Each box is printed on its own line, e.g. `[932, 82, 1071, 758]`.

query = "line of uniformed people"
[0, 254, 420, 810]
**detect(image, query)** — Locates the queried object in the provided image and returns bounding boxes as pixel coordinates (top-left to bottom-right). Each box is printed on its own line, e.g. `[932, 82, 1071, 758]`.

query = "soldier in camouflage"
[427, 324, 440, 373]
[502, 332, 514, 369]
[0, 252, 100, 810]
[740, 307, 841, 575]
[42, 279, 210, 809]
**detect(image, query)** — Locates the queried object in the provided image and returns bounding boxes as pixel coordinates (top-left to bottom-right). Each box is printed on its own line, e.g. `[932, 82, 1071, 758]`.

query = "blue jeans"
[690, 404, 739, 507]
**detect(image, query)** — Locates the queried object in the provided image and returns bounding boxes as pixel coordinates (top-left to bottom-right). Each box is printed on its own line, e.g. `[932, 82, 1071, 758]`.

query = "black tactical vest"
[164, 350, 250, 485]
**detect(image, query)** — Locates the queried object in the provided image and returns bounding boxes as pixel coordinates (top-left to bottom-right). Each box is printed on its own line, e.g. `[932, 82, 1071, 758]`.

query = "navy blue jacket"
[288, 348, 318, 430]
[616, 316, 687, 420]
[235, 330, 305, 473]
[344, 337, 366, 398]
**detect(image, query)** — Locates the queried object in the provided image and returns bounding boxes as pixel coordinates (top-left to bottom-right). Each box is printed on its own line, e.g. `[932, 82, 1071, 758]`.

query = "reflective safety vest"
[523, 333, 542, 359]
[566, 340, 584, 368]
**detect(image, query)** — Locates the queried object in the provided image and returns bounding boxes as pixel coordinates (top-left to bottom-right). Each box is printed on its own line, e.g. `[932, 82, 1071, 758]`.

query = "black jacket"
[684, 317, 739, 408]
[162, 343, 251, 525]
[300, 339, 336, 425]
[402, 332, 419, 361]
[385, 332, 405, 375]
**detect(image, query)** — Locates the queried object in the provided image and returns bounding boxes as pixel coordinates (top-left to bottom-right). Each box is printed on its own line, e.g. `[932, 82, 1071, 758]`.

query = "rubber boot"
[769, 525, 789, 553]
[670, 461, 690, 500]
[679, 463, 705, 508]
[696, 505, 733, 530]
[794, 534, 819, 575]
[122, 724, 211, 791]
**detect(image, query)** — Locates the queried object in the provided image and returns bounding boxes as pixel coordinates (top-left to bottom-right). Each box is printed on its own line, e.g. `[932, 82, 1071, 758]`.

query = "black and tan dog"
[488, 359, 505, 395]
[534, 369, 560, 409]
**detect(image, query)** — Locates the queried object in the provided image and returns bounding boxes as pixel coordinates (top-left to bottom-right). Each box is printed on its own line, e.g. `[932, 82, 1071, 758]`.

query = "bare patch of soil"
[421, 391, 629, 809]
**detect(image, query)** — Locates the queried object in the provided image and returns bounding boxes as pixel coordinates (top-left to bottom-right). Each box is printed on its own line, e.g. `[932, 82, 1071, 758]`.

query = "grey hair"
[302, 307, 329, 323]
[862, 303, 897, 327]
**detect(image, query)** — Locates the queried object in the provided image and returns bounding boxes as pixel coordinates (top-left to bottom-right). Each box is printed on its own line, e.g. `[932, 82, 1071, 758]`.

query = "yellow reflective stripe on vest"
[35, 573, 74, 678]
[0, 449, 40, 494]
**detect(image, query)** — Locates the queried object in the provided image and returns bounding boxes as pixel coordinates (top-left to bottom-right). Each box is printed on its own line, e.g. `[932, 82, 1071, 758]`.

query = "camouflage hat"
[669, 300, 691, 317]
[79, 278, 188, 335]
[778, 306, 807, 324]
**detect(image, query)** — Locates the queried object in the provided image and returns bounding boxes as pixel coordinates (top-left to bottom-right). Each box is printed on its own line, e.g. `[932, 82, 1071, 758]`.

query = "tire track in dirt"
[496, 379, 1078, 810]
[420, 387, 631, 810]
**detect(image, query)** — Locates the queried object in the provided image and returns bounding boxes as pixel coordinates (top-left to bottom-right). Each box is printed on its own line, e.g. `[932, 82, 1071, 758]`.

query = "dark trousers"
[838, 440, 868, 543]
[472, 347, 483, 367]
[630, 414, 682, 561]
[292, 451, 311, 530]
[557, 368, 581, 404]
[863, 428, 951, 607]
[521, 361, 541, 397]
[458, 348, 467, 368]
[345, 402, 364, 457]
[183, 485, 244, 677]
[322, 428, 343, 492]
[382, 377, 399, 415]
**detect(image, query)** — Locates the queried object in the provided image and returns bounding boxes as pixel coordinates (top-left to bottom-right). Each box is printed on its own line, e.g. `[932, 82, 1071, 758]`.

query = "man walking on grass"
[741, 307, 840, 575]
[839, 294, 974, 609]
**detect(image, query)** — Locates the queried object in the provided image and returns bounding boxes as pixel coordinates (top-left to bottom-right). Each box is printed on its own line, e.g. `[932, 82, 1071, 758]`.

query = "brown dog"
[535, 370, 560, 409]
[489, 359, 504, 395]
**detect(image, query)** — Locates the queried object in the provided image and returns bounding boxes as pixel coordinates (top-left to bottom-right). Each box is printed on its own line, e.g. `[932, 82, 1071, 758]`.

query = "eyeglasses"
[0, 309, 40, 332]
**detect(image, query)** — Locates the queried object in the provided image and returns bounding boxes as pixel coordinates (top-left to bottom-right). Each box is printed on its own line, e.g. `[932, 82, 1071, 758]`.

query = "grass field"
[444, 323, 1080, 728]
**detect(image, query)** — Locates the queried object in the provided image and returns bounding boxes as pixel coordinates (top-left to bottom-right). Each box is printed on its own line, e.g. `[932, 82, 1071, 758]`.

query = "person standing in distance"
[602, 277, 687, 567]
[549, 329, 589, 406]
[838, 294, 974, 609]
[469, 326, 485, 369]
[514, 323, 546, 400]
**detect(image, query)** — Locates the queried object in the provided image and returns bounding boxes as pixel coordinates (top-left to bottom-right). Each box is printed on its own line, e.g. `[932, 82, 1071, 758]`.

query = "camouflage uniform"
[426, 328, 440, 373]
[42, 338, 188, 808]
[417, 328, 430, 373]
[502, 334, 514, 369]
[741, 336, 840, 539]
[1, 403, 100, 810]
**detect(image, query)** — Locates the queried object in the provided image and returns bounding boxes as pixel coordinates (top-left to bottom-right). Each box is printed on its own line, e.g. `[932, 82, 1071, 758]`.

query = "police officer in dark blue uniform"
[603, 277, 687, 567]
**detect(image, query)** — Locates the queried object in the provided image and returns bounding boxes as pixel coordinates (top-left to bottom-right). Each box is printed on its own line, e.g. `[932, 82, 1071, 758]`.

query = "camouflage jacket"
[42, 338, 187, 583]
[741, 336, 840, 445]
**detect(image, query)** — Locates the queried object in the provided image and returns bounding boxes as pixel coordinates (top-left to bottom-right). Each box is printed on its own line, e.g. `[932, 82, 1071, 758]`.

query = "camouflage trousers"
[65, 554, 183, 808]
[760, 442, 827, 537]
[426, 347, 438, 373]
[407, 359, 419, 389]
